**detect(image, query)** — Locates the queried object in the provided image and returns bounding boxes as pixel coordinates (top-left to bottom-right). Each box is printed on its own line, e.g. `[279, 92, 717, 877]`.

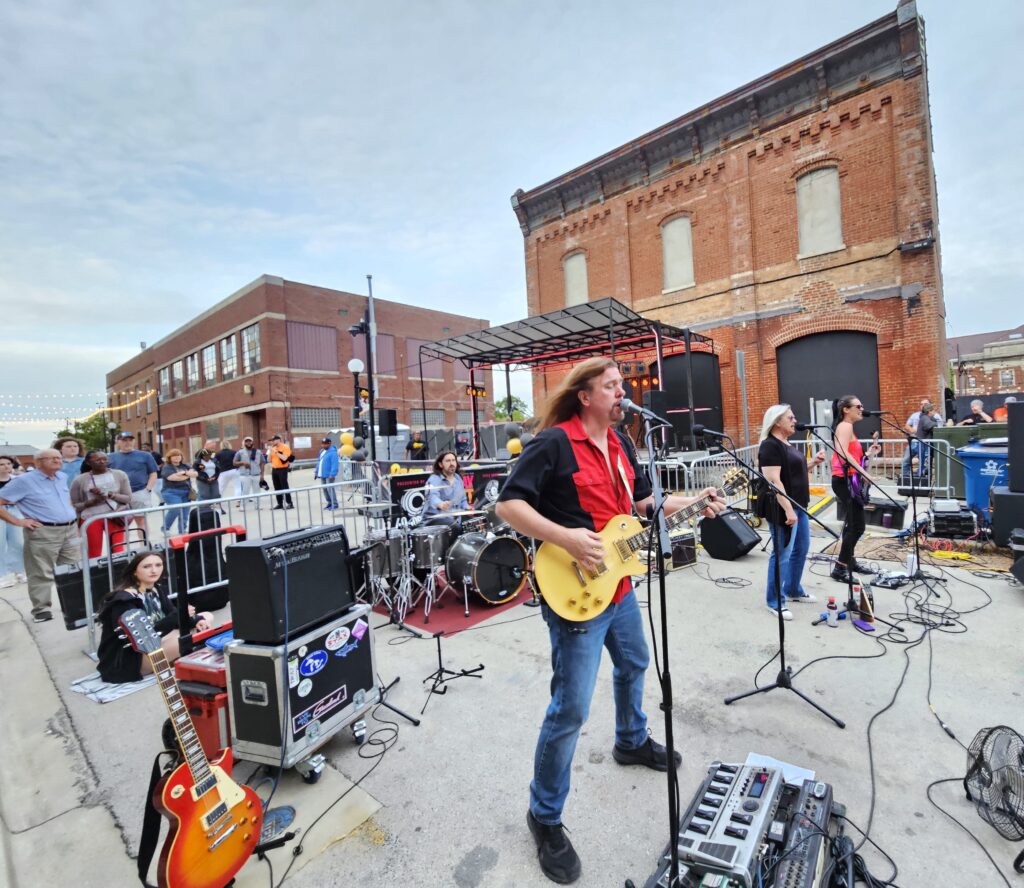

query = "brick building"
[511, 1, 946, 444]
[106, 276, 491, 459]
[949, 325, 1024, 399]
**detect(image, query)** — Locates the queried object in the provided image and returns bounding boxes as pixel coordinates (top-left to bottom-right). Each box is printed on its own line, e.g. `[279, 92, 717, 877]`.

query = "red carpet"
[373, 586, 532, 636]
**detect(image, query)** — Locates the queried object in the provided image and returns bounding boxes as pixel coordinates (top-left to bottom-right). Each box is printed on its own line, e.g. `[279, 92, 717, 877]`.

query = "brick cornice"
[766, 310, 887, 351]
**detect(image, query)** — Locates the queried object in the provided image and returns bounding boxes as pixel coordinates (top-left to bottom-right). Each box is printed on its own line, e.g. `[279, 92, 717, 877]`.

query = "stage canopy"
[418, 297, 713, 373]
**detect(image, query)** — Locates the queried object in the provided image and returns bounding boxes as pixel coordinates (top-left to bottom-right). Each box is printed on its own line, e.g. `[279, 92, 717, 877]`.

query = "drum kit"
[357, 501, 537, 623]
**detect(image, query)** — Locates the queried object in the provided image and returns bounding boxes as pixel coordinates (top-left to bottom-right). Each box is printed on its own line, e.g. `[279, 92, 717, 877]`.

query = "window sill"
[797, 245, 846, 261]
[661, 282, 696, 296]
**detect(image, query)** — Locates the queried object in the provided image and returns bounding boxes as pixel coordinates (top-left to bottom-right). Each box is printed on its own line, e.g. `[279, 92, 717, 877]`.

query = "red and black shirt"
[498, 415, 653, 603]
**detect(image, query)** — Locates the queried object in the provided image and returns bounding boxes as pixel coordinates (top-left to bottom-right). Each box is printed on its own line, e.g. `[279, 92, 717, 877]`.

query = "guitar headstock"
[720, 467, 749, 496]
[118, 608, 163, 656]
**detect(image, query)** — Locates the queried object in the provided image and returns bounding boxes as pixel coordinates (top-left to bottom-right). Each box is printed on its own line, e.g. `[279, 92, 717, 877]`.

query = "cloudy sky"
[1, 0, 1020, 446]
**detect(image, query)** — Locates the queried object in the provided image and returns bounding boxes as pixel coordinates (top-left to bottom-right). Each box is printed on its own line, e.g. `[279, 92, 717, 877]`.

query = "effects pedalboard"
[645, 761, 834, 888]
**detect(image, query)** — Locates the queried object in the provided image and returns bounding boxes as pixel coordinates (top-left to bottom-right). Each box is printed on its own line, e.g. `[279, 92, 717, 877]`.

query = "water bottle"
[826, 597, 839, 627]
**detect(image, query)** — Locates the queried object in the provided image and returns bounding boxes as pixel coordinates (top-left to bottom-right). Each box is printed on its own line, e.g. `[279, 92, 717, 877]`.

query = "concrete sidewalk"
[1, 516, 1022, 887]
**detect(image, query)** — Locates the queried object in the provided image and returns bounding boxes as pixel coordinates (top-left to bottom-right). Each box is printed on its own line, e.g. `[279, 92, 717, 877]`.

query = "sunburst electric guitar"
[119, 608, 262, 888]
[533, 468, 748, 621]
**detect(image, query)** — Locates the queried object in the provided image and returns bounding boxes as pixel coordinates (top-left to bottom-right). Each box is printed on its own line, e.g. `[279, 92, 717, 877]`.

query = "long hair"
[759, 404, 791, 442]
[431, 450, 459, 475]
[100, 550, 165, 611]
[535, 357, 619, 430]
[831, 395, 859, 431]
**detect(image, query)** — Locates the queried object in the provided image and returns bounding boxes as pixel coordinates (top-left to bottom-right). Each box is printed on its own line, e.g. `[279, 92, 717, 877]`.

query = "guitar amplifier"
[226, 526, 354, 644]
[225, 604, 379, 769]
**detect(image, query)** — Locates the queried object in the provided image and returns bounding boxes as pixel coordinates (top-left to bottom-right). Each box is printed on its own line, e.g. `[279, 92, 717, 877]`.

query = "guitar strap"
[137, 749, 176, 887]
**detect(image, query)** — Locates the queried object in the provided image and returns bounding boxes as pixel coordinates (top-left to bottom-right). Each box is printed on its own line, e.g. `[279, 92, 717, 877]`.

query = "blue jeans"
[321, 477, 338, 508]
[530, 593, 650, 824]
[765, 510, 810, 608]
[161, 487, 192, 534]
[0, 508, 24, 576]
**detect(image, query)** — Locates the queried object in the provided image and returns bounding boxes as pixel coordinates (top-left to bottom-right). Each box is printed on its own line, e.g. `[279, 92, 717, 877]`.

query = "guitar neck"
[147, 650, 216, 792]
[627, 490, 718, 553]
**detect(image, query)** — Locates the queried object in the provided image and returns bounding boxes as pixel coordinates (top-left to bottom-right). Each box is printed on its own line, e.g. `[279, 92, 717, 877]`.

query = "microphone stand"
[636, 415, 684, 886]
[805, 428, 905, 630]
[716, 434, 845, 729]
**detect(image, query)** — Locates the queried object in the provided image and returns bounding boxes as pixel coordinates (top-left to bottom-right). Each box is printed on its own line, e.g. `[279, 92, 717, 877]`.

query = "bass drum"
[445, 532, 527, 605]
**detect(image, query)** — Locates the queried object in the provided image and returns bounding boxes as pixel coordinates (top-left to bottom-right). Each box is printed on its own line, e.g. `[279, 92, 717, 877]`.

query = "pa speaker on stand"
[700, 508, 759, 561]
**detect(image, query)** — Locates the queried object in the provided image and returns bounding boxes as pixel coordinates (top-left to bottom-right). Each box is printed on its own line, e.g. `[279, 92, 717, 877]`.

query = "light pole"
[347, 322, 376, 462]
[347, 357, 364, 436]
[107, 421, 117, 452]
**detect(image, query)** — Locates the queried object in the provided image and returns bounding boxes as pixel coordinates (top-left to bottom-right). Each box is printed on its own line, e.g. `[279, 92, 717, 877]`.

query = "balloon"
[507, 438, 523, 455]
[340, 443, 355, 457]
[390, 463, 402, 475]
[520, 432, 533, 446]
[340, 432, 354, 446]
[352, 449, 367, 462]
[352, 436, 364, 448]
[505, 422, 521, 438]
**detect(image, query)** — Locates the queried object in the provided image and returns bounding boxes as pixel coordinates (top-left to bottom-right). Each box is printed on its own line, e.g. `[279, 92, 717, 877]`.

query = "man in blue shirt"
[108, 432, 157, 536]
[314, 438, 340, 510]
[0, 449, 80, 622]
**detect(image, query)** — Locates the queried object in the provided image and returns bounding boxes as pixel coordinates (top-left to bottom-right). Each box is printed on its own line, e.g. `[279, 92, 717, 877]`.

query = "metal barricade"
[76, 468, 387, 658]
[686, 445, 760, 510]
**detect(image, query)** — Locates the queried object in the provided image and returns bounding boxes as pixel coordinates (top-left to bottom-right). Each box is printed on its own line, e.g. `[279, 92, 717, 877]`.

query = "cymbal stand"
[388, 522, 424, 636]
[420, 630, 484, 714]
[522, 536, 542, 608]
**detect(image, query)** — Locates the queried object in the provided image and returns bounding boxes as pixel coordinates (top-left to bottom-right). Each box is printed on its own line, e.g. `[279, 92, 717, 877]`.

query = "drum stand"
[522, 536, 542, 608]
[420, 630, 484, 714]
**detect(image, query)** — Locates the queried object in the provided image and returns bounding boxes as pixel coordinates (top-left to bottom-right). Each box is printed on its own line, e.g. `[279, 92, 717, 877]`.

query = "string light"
[0, 390, 156, 425]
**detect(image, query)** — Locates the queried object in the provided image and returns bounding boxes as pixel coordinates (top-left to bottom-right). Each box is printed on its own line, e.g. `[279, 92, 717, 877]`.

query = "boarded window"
[407, 338, 444, 378]
[563, 252, 589, 307]
[351, 332, 395, 374]
[287, 322, 338, 372]
[796, 167, 843, 257]
[292, 407, 342, 428]
[410, 408, 445, 427]
[662, 216, 695, 291]
[453, 361, 471, 383]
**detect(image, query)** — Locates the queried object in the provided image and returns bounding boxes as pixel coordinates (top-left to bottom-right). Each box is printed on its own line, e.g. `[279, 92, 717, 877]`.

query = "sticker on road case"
[351, 618, 369, 641]
[325, 626, 350, 650]
[292, 685, 349, 734]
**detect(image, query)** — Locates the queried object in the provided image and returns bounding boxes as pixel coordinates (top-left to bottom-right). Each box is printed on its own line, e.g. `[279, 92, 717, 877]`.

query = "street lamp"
[347, 321, 376, 462]
[347, 357, 364, 434]
[107, 421, 117, 451]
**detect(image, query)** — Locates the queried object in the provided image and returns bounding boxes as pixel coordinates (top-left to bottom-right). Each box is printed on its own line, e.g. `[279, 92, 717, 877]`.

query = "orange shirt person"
[267, 435, 294, 509]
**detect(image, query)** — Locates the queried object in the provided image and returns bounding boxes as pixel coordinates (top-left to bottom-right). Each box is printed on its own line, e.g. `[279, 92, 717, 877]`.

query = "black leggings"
[832, 476, 865, 567]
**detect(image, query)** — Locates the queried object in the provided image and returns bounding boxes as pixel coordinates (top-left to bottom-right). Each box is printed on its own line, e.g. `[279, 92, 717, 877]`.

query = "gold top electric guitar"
[533, 468, 747, 621]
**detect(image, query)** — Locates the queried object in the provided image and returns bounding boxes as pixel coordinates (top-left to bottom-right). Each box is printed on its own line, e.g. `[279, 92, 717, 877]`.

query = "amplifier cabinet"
[990, 486, 1024, 546]
[226, 525, 354, 644]
[225, 604, 379, 769]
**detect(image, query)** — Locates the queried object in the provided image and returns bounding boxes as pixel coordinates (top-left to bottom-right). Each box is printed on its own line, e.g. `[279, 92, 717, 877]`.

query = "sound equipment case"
[225, 604, 379, 769]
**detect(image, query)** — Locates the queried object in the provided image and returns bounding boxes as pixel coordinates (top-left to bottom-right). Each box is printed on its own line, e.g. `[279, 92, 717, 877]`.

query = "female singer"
[758, 405, 826, 620]
[830, 395, 880, 583]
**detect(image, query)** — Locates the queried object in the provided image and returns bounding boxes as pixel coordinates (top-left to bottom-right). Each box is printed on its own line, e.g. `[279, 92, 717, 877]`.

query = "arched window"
[563, 252, 589, 307]
[796, 166, 843, 257]
[661, 216, 695, 291]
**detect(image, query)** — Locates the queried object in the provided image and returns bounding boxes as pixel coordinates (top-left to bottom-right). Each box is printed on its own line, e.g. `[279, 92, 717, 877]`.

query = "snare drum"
[409, 524, 451, 570]
[364, 528, 404, 577]
[445, 532, 527, 605]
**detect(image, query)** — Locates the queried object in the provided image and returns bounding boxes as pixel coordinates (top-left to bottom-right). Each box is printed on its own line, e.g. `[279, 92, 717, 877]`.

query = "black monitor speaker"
[699, 508, 760, 560]
[377, 408, 398, 437]
[1008, 401, 1023, 493]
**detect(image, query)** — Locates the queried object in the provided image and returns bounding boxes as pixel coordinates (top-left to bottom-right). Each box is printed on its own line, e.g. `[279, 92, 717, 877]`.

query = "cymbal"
[442, 510, 485, 518]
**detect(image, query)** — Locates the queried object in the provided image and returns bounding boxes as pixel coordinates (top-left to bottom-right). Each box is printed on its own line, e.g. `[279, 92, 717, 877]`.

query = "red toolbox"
[174, 621, 233, 760]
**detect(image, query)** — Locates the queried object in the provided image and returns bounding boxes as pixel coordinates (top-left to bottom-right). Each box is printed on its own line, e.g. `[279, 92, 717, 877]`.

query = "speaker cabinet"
[1008, 401, 1024, 493]
[990, 486, 1024, 547]
[699, 508, 760, 560]
[376, 408, 398, 437]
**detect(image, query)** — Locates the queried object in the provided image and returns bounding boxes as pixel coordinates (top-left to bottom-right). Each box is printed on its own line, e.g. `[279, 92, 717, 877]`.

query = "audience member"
[69, 450, 131, 558]
[957, 399, 994, 426]
[0, 456, 26, 588]
[108, 432, 158, 537]
[233, 436, 266, 507]
[0, 448, 80, 622]
[315, 438, 339, 510]
[900, 398, 928, 481]
[915, 402, 940, 479]
[55, 437, 85, 485]
[193, 440, 220, 502]
[268, 435, 294, 509]
[992, 396, 1018, 422]
[214, 440, 239, 500]
[405, 430, 429, 461]
[160, 450, 196, 535]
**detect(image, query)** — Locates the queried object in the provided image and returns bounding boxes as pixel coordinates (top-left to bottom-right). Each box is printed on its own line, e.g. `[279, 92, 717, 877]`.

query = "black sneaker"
[830, 566, 851, 583]
[612, 734, 682, 771]
[850, 560, 876, 575]
[32, 610, 53, 623]
[527, 811, 581, 884]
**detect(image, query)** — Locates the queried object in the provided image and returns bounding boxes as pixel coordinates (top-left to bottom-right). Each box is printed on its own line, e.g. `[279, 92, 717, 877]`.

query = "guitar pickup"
[208, 822, 238, 850]
[570, 563, 587, 587]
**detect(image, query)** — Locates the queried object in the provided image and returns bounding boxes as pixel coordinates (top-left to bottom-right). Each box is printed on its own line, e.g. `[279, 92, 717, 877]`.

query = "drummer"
[422, 450, 469, 525]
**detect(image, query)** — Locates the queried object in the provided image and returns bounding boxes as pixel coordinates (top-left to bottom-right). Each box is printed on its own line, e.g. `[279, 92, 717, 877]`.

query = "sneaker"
[766, 605, 793, 621]
[0, 575, 15, 589]
[32, 610, 53, 623]
[273, 505, 285, 510]
[830, 566, 851, 583]
[612, 733, 682, 771]
[16, 573, 26, 582]
[284, 504, 295, 510]
[527, 811, 581, 884]
[850, 560, 876, 575]
[788, 593, 817, 603]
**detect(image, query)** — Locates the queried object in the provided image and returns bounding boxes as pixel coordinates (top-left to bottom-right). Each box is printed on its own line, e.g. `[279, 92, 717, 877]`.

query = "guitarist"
[495, 357, 724, 885]
[830, 395, 881, 584]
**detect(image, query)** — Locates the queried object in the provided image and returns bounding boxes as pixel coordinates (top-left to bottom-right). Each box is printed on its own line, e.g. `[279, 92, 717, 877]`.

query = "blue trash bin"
[957, 444, 1009, 520]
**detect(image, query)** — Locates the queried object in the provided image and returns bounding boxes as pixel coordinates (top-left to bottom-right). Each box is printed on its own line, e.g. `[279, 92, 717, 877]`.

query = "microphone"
[619, 398, 670, 424]
[692, 424, 729, 439]
[863, 410, 888, 417]
[796, 422, 830, 431]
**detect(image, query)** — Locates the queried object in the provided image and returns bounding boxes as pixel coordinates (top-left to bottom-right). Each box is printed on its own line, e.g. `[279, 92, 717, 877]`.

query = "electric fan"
[964, 725, 1024, 874]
